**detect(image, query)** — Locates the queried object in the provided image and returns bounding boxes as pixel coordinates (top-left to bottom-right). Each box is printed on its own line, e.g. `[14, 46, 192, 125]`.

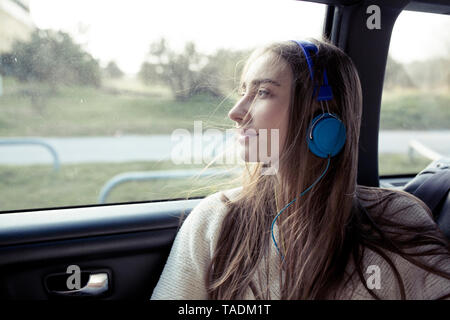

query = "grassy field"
[0, 77, 443, 212]
[0, 160, 242, 212]
[0, 153, 431, 212]
[1, 77, 449, 137]
[380, 87, 450, 130]
[0, 76, 235, 137]
[378, 153, 431, 176]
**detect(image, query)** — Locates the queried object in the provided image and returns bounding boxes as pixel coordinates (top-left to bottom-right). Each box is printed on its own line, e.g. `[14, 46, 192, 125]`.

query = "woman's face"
[228, 52, 293, 165]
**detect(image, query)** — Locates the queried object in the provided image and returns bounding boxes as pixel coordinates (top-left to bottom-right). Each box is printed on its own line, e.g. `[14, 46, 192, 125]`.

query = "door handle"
[50, 272, 109, 297]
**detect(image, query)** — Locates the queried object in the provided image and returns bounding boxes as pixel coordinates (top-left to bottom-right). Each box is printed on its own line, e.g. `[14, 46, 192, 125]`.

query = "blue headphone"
[270, 40, 346, 259]
[292, 40, 346, 158]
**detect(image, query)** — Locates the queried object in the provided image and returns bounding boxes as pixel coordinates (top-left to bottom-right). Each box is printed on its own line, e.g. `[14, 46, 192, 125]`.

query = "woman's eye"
[257, 89, 270, 98]
[238, 88, 270, 98]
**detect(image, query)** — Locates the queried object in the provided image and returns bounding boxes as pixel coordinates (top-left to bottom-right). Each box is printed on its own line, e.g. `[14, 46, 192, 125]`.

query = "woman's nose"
[228, 96, 250, 125]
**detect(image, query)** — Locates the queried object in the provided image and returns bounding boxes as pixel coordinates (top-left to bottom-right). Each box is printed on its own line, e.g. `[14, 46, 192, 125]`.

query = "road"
[0, 130, 449, 165]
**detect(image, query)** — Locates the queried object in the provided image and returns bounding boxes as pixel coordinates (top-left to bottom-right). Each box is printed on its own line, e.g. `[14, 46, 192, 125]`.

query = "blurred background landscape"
[0, 0, 448, 211]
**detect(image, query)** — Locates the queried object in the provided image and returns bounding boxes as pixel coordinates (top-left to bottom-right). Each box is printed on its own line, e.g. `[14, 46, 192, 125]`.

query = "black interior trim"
[300, 0, 450, 14]
[0, 229, 176, 267]
[334, 0, 411, 186]
[323, 5, 335, 40]
[0, 200, 200, 247]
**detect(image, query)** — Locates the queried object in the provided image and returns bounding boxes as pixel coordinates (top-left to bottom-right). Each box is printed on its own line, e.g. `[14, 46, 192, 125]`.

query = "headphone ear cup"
[307, 113, 346, 158]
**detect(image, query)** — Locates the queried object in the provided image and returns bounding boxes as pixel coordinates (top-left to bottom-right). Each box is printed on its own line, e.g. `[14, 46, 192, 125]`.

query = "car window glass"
[379, 10, 449, 176]
[0, 0, 325, 212]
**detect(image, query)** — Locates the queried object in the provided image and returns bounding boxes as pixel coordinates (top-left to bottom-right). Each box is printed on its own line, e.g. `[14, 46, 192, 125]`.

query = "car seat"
[403, 157, 450, 240]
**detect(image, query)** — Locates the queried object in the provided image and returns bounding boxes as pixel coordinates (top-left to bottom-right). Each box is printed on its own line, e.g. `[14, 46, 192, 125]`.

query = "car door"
[0, 0, 448, 300]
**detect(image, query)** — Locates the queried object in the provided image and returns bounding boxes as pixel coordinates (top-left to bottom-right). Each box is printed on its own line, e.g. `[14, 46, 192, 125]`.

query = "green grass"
[380, 88, 450, 130]
[0, 153, 431, 213]
[378, 153, 431, 176]
[0, 76, 235, 137]
[2, 77, 449, 137]
[0, 160, 241, 212]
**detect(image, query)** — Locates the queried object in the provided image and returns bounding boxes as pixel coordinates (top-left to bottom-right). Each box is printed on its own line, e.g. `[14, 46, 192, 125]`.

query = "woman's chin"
[239, 145, 259, 163]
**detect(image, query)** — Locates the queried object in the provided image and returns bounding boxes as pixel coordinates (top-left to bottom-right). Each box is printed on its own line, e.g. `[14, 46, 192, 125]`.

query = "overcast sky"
[29, 0, 449, 74]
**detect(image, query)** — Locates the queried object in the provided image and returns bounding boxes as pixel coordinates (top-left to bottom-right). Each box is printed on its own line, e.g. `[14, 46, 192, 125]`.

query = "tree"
[0, 29, 101, 114]
[138, 62, 162, 85]
[384, 55, 416, 90]
[1, 29, 101, 88]
[405, 57, 450, 90]
[199, 48, 250, 95]
[104, 61, 124, 79]
[139, 38, 224, 101]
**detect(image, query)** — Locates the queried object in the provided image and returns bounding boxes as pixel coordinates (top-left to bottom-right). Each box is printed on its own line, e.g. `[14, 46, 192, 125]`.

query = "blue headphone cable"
[271, 156, 331, 260]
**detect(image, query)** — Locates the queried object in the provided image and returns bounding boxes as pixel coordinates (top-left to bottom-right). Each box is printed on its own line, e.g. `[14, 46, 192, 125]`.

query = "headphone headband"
[291, 40, 333, 101]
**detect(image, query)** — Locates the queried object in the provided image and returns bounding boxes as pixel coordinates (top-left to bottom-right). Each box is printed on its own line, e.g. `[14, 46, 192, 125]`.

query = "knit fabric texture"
[151, 186, 450, 300]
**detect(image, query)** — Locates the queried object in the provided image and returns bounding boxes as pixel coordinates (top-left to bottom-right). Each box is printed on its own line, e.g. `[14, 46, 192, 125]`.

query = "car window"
[379, 10, 450, 176]
[0, 0, 326, 212]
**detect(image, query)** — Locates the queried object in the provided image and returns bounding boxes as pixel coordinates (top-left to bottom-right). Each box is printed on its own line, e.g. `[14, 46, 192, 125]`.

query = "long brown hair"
[204, 38, 450, 299]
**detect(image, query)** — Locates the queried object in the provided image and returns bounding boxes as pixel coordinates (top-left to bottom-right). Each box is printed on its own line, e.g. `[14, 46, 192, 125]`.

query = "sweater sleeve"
[345, 191, 450, 300]
[399, 199, 450, 300]
[150, 190, 231, 300]
[370, 193, 450, 300]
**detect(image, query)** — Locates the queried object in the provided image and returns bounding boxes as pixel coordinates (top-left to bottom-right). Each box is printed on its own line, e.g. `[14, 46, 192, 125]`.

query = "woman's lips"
[238, 129, 259, 144]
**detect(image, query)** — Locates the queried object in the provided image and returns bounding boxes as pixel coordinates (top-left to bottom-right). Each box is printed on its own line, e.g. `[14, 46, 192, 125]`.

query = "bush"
[104, 61, 124, 79]
[380, 91, 450, 129]
[0, 29, 101, 88]
[139, 38, 250, 101]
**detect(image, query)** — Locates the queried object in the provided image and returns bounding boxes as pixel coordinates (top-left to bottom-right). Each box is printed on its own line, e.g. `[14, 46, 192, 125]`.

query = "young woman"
[151, 38, 450, 300]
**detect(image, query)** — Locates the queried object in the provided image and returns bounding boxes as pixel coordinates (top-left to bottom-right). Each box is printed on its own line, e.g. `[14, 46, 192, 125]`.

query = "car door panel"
[0, 200, 199, 300]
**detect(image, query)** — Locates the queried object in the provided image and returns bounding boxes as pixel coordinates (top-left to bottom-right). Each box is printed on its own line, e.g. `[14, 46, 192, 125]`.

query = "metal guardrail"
[0, 138, 60, 172]
[98, 168, 241, 204]
[408, 139, 443, 162]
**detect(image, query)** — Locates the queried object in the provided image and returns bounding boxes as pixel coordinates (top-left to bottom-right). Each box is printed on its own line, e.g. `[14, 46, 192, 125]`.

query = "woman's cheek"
[255, 104, 283, 129]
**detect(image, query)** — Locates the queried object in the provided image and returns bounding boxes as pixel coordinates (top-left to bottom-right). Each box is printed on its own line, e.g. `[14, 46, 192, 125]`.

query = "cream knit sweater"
[151, 186, 450, 300]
